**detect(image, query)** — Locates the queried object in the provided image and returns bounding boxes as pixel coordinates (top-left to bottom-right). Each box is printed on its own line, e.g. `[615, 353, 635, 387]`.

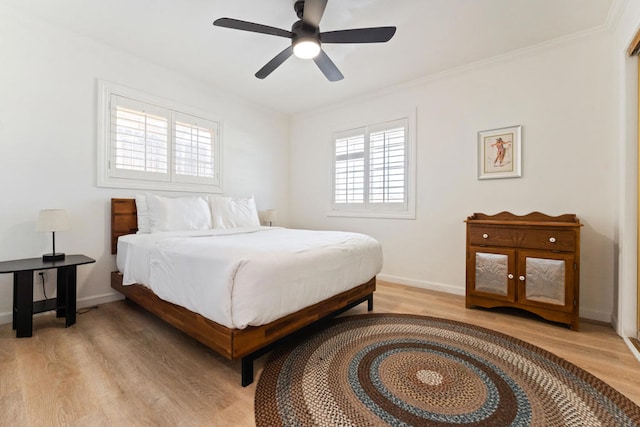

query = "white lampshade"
[36, 209, 70, 232]
[264, 209, 277, 222]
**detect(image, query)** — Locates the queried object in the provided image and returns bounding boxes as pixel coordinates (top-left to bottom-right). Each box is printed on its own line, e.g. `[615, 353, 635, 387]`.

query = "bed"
[110, 197, 381, 386]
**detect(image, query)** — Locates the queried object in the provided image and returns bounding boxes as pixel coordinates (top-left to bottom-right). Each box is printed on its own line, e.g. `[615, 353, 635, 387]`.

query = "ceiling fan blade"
[213, 18, 293, 39]
[313, 50, 344, 82]
[255, 46, 294, 79]
[321, 27, 396, 44]
[302, 0, 328, 28]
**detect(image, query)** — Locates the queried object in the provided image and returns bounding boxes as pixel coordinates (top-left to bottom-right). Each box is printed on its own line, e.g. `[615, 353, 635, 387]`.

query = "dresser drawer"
[469, 226, 517, 247]
[469, 226, 576, 251]
[519, 229, 576, 251]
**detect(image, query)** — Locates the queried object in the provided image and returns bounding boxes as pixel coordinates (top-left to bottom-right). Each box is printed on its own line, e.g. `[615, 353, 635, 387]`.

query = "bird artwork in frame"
[477, 125, 522, 179]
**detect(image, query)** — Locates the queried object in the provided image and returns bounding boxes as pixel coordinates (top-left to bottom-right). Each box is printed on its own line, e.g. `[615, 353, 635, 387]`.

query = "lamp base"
[42, 253, 65, 262]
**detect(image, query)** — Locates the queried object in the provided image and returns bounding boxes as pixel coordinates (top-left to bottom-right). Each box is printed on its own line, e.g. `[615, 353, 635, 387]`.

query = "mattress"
[116, 227, 382, 329]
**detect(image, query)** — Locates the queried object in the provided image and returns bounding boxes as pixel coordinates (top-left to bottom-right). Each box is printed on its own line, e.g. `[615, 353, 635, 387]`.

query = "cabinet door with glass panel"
[467, 247, 516, 303]
[516, 250, 576, 314]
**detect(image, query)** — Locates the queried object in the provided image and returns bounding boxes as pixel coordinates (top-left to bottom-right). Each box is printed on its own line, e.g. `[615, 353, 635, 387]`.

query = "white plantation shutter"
[111, 96, 169, 181]
[369, 120, 407, 208]
[332, 118, 411, 216]
[100, 82, 222, 192]
[174, 113, 219, 186]
[334, 130, 365, 205]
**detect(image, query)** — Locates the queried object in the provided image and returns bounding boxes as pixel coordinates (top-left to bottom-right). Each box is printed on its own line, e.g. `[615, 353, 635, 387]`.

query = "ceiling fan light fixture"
[293, 37, 321, 59]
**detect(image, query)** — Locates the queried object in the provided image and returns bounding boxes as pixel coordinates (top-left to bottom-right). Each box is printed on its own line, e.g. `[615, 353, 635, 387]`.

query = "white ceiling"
[7, 0, 614, 114]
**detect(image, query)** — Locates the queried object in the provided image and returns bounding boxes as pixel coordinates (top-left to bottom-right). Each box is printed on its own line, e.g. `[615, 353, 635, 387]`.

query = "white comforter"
[116, 227, 382, 329]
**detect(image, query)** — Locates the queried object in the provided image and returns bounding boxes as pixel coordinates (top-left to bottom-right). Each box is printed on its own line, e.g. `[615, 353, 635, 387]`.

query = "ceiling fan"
[213, 0, 396, 82]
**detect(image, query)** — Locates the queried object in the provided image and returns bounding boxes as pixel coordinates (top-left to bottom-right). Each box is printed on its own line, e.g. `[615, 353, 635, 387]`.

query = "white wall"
[1, 2, 631, 331]
[0, 5, 290, 322]
[290, 30, 617, 322]
[612, 0, 640, 338]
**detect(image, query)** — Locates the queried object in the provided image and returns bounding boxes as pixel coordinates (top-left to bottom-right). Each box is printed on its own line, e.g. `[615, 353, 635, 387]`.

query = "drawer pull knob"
[508, 274, 514, 279]
[482, 233, 489, 239]
[519, 276, 525, 281]
[549, 237, 556, 243]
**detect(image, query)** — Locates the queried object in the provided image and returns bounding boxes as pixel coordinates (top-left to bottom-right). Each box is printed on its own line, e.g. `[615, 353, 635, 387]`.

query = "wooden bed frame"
[110, 198, 375, 386]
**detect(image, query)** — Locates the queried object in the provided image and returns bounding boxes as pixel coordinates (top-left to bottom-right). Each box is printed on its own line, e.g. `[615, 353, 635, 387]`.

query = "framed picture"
[477, 125, 522, 180]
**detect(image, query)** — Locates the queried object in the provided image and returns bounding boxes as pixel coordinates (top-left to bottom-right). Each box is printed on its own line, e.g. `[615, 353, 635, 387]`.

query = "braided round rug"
[255, 313, 640, 426]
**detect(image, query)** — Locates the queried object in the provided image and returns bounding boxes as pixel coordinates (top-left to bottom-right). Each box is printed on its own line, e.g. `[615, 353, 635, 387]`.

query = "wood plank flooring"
[1, 280, 639, 426]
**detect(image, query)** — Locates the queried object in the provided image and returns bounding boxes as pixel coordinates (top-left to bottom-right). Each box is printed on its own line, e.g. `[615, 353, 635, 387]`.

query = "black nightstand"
[0, 254, 95, 337]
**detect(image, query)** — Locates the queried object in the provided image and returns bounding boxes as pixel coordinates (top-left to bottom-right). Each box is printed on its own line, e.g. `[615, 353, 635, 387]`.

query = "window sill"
[97, 177, 223, 194]
[327, 210, 416, 220]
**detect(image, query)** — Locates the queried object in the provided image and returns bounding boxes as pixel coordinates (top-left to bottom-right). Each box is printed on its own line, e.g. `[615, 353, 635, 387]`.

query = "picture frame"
[477, 125, 522, 180]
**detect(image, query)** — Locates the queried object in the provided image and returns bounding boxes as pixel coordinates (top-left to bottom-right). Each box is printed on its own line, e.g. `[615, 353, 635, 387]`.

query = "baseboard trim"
[0, 280, 616, 331]
[377, 274, 465, 296]
[624, 337, 640, 364]
[0, 292, 125, 326]
[77, 291, 125, 308]
[579, 307, 612, 324]
[377, 275, 612, 324]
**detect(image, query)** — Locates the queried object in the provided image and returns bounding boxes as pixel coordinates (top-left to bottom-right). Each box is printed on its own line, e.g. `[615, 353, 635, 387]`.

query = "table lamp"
[36, 209, 69, 262]
[264, 209, 277, 227]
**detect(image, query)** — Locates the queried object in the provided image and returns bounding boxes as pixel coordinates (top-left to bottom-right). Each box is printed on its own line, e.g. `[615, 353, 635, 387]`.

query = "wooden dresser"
[465, 212, 582, 330]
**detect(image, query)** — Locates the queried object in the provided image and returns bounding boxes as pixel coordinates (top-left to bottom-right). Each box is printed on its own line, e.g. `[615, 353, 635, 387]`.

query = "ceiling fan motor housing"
[294, 0, 306, 20]
[292, 20, 320, 42]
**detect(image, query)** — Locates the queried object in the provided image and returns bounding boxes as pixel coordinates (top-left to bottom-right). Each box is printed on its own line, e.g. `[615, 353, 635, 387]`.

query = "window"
[331, 116, 415, 218]
[334, 131, 365, 204]
[98, 81, 222, 193]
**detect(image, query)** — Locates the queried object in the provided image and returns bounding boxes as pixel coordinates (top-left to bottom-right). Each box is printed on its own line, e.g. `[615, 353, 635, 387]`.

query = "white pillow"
[208, 195, 260, 229]
[146, 194, 212, 232]
[135, 194, 151, 234]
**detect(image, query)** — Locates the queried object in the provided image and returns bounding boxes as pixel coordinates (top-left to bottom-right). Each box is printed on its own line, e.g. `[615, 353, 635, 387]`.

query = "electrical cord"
[38, 271, 98, 314]
[77, 306, 99, 315]
[39, 272, 48, 300]
[37, 272, 99, 315]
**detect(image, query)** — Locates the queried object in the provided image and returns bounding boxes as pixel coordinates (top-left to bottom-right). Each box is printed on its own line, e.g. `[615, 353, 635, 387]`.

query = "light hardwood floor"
[1, 281, 639, 426]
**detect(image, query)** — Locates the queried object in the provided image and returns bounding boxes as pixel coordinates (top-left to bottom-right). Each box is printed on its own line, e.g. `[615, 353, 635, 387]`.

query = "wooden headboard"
[111, 198, 138, 254]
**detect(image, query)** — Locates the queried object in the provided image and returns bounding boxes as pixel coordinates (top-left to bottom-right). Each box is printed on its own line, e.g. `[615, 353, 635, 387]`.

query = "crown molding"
[605, 0, 628, 32]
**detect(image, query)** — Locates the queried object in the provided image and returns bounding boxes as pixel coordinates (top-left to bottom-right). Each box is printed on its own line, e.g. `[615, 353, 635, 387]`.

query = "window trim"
[97, 80, 223, 193]
[329, 110, 416, 219]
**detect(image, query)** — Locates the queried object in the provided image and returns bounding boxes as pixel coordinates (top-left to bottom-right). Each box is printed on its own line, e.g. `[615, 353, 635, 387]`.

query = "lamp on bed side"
[264, 209, 277, 227]
[36, 209, 69, 262]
